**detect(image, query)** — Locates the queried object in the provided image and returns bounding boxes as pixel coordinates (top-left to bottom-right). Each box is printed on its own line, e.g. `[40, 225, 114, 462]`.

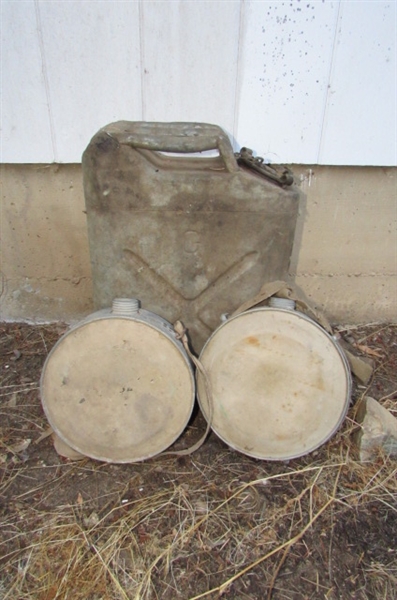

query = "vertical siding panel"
[236, 0, 340, 163]
[141, 0, 241, 138]
[1, 1, 54, 162]
[36, 0, 142, 162]
[232, 0, 246, 148]
[35, 1, 58, 161]
[138, 0, 146, 120]
[318, 1, 397, 166]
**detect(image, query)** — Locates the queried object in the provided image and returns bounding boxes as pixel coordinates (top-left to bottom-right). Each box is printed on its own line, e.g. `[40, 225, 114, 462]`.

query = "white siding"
[33, 0, 142, 162]
[140, 0, 241, 137]
[318, 1, 397, 165]
[1, 1, 54, 162]
[1, 0, 396, 165]
[236, 0, 341, 163]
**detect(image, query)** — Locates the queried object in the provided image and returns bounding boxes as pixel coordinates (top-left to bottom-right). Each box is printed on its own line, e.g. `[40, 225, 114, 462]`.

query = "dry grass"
[1, 322, 396, 599]
[1, 441, 396, 600]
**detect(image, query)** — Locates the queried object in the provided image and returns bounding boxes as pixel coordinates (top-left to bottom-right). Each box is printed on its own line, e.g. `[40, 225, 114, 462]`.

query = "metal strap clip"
[235, 147, 294, 187]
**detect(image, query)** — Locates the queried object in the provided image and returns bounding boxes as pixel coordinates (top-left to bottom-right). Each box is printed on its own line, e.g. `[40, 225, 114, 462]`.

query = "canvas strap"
[159, 321, 213, 457]
[232, 279, 333, 333]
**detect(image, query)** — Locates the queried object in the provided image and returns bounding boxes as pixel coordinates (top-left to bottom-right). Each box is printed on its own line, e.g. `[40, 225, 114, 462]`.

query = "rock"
[355, 396, 397, 461]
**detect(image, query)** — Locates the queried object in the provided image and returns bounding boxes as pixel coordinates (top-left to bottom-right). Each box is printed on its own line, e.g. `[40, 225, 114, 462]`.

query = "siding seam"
[317, 0, 343, 164]
[138, 0, 146, 121]
[34, 0, 57, 162]
[232, 0, 246, 150]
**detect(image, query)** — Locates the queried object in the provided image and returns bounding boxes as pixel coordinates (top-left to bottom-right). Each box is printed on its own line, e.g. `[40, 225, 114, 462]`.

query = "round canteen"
[40, 299, 195, 462]
[197, 304, 351, 460]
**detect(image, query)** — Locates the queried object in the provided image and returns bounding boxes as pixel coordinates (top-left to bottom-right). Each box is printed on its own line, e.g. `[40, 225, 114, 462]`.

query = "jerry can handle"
[104, 121, 239, 173]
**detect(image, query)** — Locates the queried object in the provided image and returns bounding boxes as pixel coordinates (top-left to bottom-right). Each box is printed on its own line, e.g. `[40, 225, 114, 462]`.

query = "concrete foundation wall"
[1, 164, 396, 324]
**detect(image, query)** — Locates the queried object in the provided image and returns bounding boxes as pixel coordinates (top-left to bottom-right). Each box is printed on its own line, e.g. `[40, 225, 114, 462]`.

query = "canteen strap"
[160, 321, 213, 457]
[231, 279, 333, 334]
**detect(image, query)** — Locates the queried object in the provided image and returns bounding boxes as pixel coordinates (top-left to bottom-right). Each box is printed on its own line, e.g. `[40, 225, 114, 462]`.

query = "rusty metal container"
[82, 121, 300, 351]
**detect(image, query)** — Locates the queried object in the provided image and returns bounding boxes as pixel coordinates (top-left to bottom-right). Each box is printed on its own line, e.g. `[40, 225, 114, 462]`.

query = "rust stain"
[245, 335, 260, 347]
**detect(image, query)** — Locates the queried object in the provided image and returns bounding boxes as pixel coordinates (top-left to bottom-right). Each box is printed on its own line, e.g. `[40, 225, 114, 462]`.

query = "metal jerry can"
[82, 122, 300, 351]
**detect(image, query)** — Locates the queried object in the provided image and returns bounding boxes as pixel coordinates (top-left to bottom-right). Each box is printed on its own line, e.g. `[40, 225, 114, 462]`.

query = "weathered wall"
[1, 164, 396, 324]
[290, 166, 397, 322]
[0, 164, 92, 322]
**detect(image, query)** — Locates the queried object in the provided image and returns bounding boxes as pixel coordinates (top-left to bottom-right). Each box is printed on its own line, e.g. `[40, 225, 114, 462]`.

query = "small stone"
[355, 396, 397, 461]
[7, 393, 18, 407]
[9, 439, 31, 453]
[83, 512, 99, 528]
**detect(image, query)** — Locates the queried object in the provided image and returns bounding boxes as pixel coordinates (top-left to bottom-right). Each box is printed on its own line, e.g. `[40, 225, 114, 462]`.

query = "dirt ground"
[0, 321, 396, 600]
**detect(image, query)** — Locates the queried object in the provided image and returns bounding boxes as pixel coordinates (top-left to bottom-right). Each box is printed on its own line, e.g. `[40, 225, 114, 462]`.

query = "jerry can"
[82, 122, 300, 351]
